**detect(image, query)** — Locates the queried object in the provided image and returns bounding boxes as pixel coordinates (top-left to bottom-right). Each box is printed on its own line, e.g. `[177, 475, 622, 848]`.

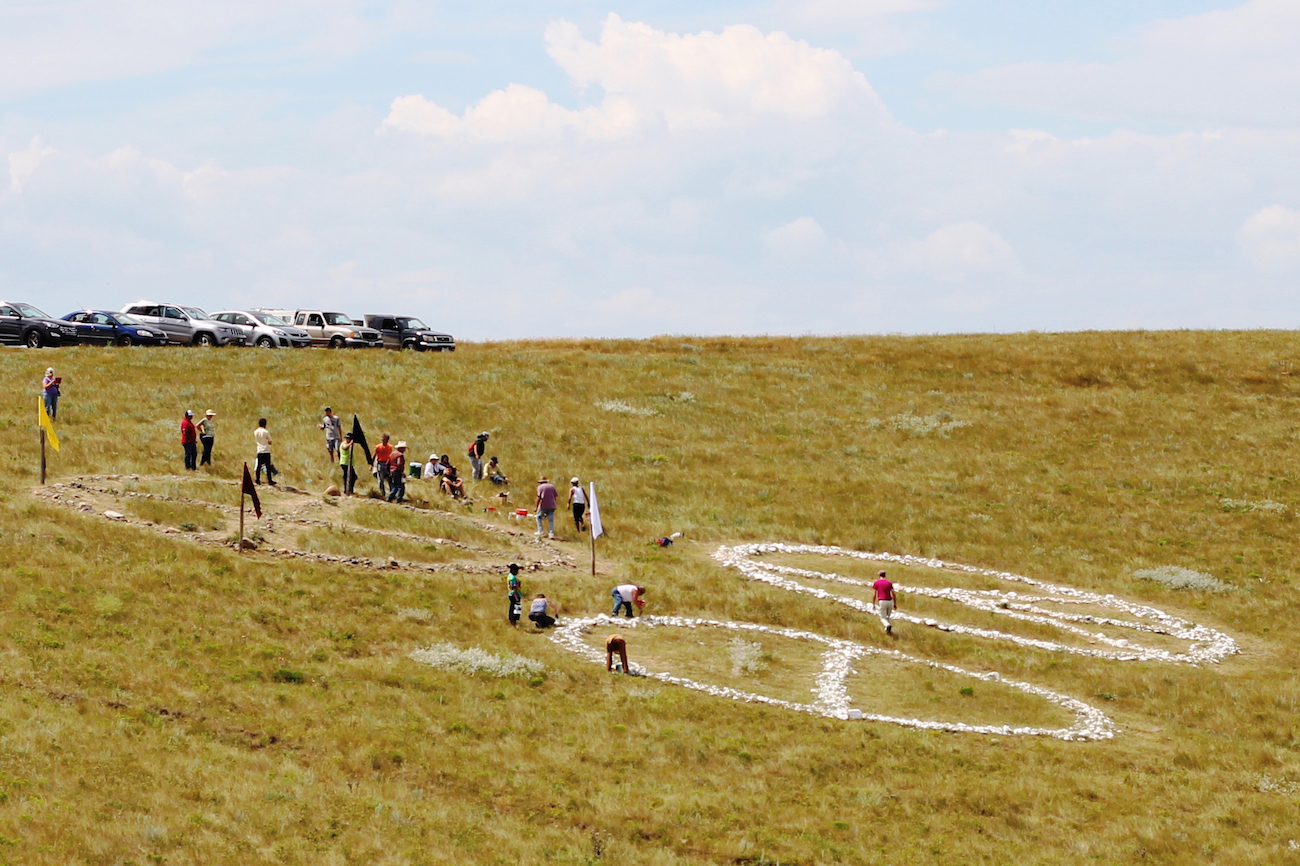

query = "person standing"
[467, 432, 489, 480]
[180, 410, 198, 471]
[568, 477, 587, 532]
[611, 584, 645, 618]
[873, 570, 897, 634]
[339, 432, 357, 495]
[41, 368, 60, 420]
[507, 565, 523, 626]
[528, 594, 557, 628]
[606, 634, 629, 672]
[387, 442, 407, 503]
[319, 408, 342, 463]
[197, 409, 216, 466]
[534, 476, 558, 539]
[254, 418, 277, 485]
[373, 433, 393, 498]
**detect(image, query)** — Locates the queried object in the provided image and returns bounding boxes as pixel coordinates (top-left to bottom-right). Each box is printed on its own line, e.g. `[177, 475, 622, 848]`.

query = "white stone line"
[715, 543, 1238, 665]
[550, 614, 1115, 741]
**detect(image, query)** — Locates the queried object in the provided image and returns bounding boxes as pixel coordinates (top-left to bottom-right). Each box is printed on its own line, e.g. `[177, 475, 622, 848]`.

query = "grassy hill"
[0, 332, 1297, 864]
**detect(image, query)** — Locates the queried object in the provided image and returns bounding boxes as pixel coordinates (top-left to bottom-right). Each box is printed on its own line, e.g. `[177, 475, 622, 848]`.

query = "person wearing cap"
[339, 432, 358, 495]
[180, 410, 198, 471]
[611, 584, 645, 618]
[318, 408, 342, 463]
[41, 367, 60, 420]
[534, 476, 558, 539]
[467, 432, 490, 480]
[196, 409, 216, 466]
[872, 570, 897, 635]
[373, 433, 393, 498]
[567, 477, 587, 532]
[387, 441, 408, 503]
[486, 456, 509, 486]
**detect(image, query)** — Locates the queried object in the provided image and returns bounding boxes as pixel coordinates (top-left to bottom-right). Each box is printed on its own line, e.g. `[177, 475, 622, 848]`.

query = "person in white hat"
[197, 409, 216, 466]
[387, 441, 408, 503]
[467, 431, 490, 480]
[568, 476, 587, 532]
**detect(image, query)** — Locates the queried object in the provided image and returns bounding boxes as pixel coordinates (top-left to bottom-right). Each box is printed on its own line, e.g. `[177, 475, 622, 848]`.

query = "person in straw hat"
[197, 409, 216, 466]
[387, 441, 408, 503]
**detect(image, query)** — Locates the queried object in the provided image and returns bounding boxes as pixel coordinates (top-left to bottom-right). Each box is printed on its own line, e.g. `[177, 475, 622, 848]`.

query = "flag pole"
[39, 427, 46, 486]
[239, 463, 247, 553]
[590, 521, 596, 576]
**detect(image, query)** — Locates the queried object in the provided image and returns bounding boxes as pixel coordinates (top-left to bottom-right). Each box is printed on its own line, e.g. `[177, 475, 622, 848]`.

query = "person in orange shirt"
[373, 433, 393, 498]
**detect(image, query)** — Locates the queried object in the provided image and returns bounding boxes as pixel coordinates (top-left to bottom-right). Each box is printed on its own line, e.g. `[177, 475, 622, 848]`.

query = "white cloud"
[942, 0, 1300, 127]
[900, 222, 1015, 281]
[764, 217, 827, 256]
[7, 136, 55, 193]
[1239, 205, 1300, 269]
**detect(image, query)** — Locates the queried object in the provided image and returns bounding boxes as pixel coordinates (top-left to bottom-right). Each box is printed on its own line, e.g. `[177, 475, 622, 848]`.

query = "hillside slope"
[0, 332, 1297, 865]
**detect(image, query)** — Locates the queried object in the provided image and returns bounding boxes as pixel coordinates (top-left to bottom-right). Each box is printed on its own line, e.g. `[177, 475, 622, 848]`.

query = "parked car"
[363, 314, 456, 352]
[0, 301, 79, 347]
[264, 309, 383, 348]
[119, 302, 247, 346]
[61, 310, 168, 346]
[209, 310, 311, 348]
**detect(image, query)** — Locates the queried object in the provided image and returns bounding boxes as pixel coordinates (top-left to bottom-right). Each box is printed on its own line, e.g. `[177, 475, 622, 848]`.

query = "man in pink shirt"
[534, 476, 559, 539]
[872, 570, 898, 635]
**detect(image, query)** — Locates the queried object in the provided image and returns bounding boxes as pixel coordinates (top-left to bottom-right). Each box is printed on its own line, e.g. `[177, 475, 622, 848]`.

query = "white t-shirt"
[254, 427, 272, 453]
[614, 584, 638, 601]
[321, 414, 341, 441]
[571, 485, 586, 505]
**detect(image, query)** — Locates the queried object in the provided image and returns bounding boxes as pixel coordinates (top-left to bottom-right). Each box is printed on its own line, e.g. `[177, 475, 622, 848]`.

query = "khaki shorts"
[877, 599, 894, 622]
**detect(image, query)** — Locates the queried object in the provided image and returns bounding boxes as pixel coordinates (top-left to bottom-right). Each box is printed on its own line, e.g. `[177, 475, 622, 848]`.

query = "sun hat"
[570, 477, 580, 484]
[479, 431, 490, 438]
[538, 476, 549, 482]
[205, 409, 215, 416]
[396, 441, 408, 449]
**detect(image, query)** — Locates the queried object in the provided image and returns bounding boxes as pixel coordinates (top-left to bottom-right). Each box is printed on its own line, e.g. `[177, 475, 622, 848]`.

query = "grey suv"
[120, 302, 246, 346]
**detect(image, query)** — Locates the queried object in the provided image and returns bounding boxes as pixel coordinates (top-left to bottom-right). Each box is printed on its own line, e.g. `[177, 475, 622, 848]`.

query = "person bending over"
[611, 584, 645, 618]
[528, 594, 558, 629]
[606, 634, 629, 672]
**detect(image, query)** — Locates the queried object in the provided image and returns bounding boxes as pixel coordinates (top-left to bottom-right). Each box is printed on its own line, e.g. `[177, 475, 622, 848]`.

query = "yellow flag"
[38, 397, 59, 451]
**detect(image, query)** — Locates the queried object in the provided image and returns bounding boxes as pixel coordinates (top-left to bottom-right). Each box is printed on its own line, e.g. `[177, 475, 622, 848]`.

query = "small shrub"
[95, 595, 123, 618]
[728, 638, 769, 677]
[272, 669, 304, 684]
[595, 399, 658, 417]
[410, 643, 545, 678]
[1133, 566, 1231, 593]
[869, 412, 970, 437]
[959, 686, 975, 696]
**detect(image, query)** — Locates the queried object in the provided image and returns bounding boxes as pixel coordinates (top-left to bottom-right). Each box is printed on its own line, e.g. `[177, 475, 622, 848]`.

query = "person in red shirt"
[373, 433, 393, 498]
[872, 570, 898, 635]
[387, 442, 408, 503]
[180, 410, 198, 471]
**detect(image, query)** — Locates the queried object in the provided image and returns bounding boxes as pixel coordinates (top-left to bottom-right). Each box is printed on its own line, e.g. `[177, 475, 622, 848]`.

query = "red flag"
[241, 463, 262, 518]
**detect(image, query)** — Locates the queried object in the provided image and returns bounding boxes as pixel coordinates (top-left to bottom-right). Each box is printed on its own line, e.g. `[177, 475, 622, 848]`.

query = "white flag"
[588, 482, 603, 539]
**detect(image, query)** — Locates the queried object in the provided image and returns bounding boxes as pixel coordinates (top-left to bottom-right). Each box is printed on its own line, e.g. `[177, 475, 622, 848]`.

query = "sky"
[2, 0, 1298, 339]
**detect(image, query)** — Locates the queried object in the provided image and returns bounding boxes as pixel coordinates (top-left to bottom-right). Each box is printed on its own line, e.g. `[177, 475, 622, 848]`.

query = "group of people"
[178, 409, 218, 471]
[507, 564, 645, 673]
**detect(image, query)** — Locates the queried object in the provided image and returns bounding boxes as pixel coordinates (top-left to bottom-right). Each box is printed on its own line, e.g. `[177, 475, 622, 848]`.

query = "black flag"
[241, 463, 262, 518]
[351, 415, 372, 465]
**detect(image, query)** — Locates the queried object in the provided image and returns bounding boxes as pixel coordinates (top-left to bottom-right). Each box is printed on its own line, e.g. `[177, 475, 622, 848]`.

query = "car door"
[302, 312, 326, 345]
[230, 313, 257, 342]
[126, 304, 165, 340]
[162, 306, 190, 342]
[64, 312, 93, 344]
[377, 317, 400, 348]
[0, 305, 22, 344]
[89, 312, 119, 344]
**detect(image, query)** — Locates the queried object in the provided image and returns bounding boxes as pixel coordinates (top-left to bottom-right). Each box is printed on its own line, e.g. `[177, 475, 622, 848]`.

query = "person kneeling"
[528, 594, 557, 629]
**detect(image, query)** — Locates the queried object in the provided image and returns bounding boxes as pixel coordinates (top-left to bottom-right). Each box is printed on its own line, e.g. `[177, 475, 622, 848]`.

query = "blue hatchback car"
[62, 310, 169, 346]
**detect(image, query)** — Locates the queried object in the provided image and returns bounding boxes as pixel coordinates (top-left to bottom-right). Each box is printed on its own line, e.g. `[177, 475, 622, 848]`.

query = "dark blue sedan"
[61, 310, 169, 346]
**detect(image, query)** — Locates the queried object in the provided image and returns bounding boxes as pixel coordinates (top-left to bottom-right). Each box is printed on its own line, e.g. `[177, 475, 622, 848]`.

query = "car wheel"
[24, 330, 43, 349]
[329, 336, 345, 349]
[117, 335, 135, 347]
[195, 332, 216, 347]
[257, 336, 275, 349]
[401, 341, 416, 351]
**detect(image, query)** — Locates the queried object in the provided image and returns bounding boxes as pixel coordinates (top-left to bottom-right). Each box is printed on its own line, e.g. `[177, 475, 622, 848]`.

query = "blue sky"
[2, 1, 1297, 338]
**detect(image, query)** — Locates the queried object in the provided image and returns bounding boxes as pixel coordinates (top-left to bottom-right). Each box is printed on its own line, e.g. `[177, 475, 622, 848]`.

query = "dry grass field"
[0, 331, 1298, 865]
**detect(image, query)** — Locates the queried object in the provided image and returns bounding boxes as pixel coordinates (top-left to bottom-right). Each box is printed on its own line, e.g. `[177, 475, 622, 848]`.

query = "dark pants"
[529, 613, 555, 629]
[183, 441, 197, 470]
[376, 462, 390, 497]
[342, 464, 356, 495]
[509, 596, 522, 625]
[573, 502, 586, 530]
[387, 474, 405, 503]
[255, 452, 276, 484]
[612, 589, 634, 618]
[200, 436, 214, 465]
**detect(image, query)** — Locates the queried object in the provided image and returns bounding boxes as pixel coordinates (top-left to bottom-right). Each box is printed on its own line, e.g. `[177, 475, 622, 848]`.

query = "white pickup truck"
[253, 309, 383, 348]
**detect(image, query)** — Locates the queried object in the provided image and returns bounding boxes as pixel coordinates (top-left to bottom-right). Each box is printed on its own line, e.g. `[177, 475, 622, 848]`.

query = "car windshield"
[181, 306, 208, 320]
[398, 318, 429, 330]
[323, 312, 352, 326]
[258, 313, 288, 326]
[117, 314, 147, 326]
[14, 303, 50, 318]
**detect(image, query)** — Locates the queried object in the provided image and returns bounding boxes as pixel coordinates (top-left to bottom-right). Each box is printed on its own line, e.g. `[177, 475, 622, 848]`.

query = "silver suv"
[209, 310, 311, 348]
[120, 302, 246, 346]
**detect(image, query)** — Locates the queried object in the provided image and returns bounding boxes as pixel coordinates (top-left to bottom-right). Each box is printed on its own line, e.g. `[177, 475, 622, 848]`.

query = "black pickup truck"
[362, 315, 455, 352]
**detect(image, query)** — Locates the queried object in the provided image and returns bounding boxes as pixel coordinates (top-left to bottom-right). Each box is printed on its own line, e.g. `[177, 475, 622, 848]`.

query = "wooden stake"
[239, 484, 246, 554]
[39, 427, 46, 485]
[590, 527, 596, 576]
